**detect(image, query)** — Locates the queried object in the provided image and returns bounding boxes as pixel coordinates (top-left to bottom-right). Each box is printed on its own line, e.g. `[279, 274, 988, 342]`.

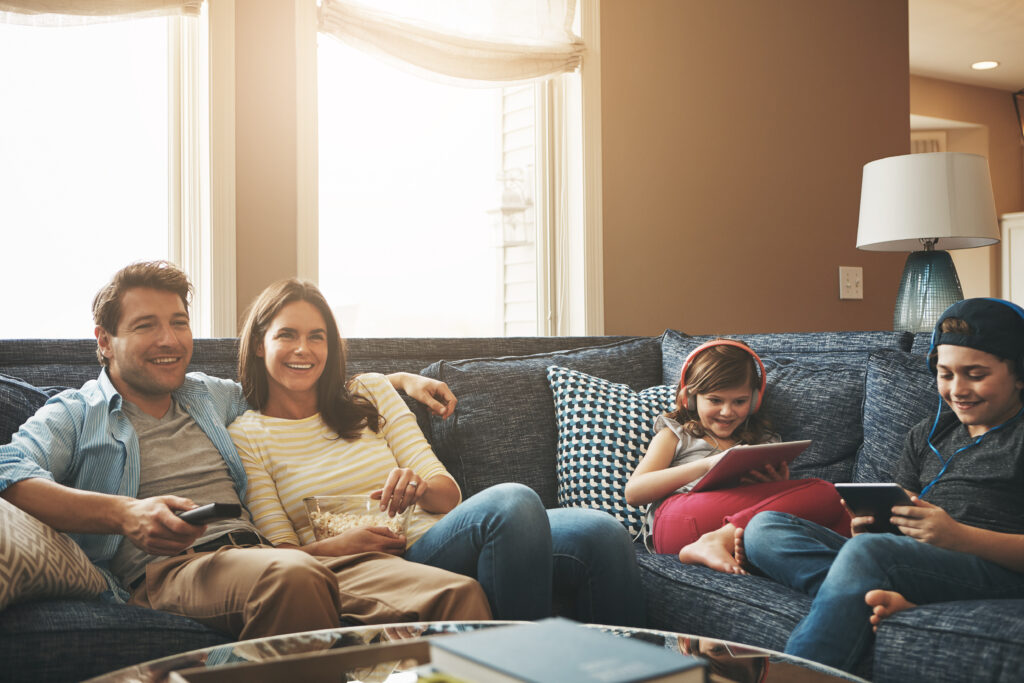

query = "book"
[428, 618, 707, 683]
[688, 440, 811, 493]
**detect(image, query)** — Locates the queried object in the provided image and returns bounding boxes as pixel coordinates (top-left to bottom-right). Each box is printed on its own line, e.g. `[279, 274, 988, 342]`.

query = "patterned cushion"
[854, 349, 939, 482]
[547, 366, 676, 535]
[421, 337, 662, 507]
[0, 497, 107, 611]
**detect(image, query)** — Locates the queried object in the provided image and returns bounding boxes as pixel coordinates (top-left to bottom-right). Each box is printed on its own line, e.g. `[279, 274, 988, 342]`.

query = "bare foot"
[865, 589, 916, 632]
[733, 525, 747, 567]
[678, 525, 747, 575]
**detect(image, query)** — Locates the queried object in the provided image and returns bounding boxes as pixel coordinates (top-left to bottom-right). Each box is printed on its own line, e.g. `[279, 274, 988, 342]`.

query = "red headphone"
[678, 339, 767, 413]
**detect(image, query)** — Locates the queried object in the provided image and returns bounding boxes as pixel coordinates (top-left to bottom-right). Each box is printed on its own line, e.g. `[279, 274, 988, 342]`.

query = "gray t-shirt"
[895, 411, 1024, 535]
[110, 399, 259, 586]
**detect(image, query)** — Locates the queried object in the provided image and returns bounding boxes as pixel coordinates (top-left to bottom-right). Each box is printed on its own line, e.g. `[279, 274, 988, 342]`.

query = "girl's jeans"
[743, 510, 1024, 673]
[404, 482, 646, 626]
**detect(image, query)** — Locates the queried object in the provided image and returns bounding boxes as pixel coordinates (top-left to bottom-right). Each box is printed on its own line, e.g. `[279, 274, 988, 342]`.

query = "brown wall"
[599, 0, 910, 335]
[910, 75, 1024, 296]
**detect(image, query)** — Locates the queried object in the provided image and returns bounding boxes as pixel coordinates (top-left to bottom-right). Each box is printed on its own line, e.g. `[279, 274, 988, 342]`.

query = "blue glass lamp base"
[893, 250, 964, 333]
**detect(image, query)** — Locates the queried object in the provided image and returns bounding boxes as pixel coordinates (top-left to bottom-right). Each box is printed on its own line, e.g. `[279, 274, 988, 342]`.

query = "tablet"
[689, 440, 811, 493]
[834, 483, 913, 534]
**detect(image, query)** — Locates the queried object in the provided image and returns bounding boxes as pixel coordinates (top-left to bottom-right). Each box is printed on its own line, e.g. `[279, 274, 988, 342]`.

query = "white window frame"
[294, 0, 602, 337]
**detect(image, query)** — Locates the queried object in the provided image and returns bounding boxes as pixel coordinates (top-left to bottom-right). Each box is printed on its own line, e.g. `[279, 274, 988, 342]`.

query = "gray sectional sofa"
[1, 332, 1022, 682]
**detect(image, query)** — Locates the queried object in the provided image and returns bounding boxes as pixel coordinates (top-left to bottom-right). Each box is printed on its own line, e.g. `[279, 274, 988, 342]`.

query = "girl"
[625, 339, 849, 574]
[229, 278, 644, 625]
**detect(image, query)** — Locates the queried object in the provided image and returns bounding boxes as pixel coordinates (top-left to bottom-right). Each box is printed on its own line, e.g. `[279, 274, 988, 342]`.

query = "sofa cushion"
[547, 365, 676, 535]
[0, 373, 52, 445]
[0, 497, 108, 612]
[421, 337, 662, 507]
[660, 330, 911, 386]
[873, 600, 1024, 683]
[854, 349, 939, 483]
[0, 598, 231, 683]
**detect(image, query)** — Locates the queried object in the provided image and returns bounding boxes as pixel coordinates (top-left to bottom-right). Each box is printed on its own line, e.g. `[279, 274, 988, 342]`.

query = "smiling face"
[694, 384, 754, 445]
[258, 300, 329, 411]
[95, 287, 193, 416]
[936, 344, 1024, 437]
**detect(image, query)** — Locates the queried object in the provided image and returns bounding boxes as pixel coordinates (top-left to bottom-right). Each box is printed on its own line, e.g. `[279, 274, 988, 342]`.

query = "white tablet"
[689, 440, 812, 493]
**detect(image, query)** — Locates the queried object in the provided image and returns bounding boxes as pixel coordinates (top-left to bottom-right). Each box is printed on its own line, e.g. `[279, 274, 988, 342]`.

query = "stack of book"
[427, 618, 707, 683]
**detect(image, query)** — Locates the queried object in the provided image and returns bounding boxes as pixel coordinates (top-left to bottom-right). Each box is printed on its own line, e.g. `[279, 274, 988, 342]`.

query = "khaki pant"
[129, 545, 491, 640]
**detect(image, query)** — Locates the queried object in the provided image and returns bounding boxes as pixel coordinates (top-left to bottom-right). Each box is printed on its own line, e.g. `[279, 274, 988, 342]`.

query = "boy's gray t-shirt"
[110, 399, 259, 587]
[896, 412, 1024, 535]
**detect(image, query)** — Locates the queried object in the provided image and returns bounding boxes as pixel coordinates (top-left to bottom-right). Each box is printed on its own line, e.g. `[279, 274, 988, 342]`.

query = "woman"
[229, 278, 645, 624]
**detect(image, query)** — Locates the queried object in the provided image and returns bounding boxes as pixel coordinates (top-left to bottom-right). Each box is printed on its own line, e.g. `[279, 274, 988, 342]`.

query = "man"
[741, 298, 1024, 674]
[0, 261, 489, 639]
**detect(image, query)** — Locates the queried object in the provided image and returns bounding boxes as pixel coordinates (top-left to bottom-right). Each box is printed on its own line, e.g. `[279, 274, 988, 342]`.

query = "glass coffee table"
[86, 621, 867, 683]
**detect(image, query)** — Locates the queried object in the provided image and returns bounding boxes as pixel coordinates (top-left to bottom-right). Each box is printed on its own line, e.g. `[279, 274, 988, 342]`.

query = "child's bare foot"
[678, 525, 747, 575]
[733, 525, 747, 568]
[865, 589, 916, 632]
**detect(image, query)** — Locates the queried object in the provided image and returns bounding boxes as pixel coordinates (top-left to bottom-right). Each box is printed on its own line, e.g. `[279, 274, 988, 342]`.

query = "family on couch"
[2, 259, 1023, 678]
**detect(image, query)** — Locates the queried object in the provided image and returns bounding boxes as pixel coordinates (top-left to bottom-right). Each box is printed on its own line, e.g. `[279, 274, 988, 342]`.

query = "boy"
[741, 298, 1024, 674]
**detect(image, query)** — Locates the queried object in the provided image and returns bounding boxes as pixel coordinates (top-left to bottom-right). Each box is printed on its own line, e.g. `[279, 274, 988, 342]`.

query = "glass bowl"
[303, 494, 414, 542]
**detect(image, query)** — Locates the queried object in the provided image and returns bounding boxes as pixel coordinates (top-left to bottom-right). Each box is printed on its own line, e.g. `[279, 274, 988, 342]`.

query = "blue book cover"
[428, 618, 706, 683]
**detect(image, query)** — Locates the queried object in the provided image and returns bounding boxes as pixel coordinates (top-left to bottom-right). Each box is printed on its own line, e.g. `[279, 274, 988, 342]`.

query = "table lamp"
[856, 152, 1000, 332]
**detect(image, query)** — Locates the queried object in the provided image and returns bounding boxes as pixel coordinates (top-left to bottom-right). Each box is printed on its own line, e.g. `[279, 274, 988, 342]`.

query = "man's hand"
[388, 372, 457, 419]
[891, 496, 963, 548]
[120, 495, 207, 556]
[315, 526, 407, 556]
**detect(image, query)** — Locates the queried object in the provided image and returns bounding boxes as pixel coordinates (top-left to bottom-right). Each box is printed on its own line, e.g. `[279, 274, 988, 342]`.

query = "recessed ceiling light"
[971, 60, 1000, 70]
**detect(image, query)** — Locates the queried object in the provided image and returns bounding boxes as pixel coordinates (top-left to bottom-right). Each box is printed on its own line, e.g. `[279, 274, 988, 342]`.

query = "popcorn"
[308, 509, 405, 539]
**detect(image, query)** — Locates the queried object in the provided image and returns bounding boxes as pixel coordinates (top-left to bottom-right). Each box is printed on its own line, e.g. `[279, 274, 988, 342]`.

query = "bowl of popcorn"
[303, 495, 414, 542]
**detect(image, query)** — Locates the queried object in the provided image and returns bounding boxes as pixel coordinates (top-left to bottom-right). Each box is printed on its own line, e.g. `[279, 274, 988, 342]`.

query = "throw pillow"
[855, 349, 939, 482]
[420, 336, 663, 507]
[547, 366, 676, 536]
[0, 496, 107, 611]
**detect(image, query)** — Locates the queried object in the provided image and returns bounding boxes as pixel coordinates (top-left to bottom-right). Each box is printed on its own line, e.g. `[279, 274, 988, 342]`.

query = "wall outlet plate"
[839, 266, 863, 300]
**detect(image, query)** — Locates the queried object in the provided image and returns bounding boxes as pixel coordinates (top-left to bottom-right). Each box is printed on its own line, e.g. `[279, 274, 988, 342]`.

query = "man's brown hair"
[91, 261, 192, 367]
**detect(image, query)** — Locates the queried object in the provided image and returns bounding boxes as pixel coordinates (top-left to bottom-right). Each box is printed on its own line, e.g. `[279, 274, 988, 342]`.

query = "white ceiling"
[910, 0, 1024, 92]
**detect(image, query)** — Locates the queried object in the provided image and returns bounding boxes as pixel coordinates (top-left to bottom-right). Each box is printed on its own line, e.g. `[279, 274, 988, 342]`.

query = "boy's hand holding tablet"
[833, 483, 914, 535]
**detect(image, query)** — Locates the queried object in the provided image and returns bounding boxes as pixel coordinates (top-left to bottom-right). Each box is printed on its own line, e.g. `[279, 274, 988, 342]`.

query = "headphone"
[678, 339, 767, 413]
[921, 298, 1024, 496]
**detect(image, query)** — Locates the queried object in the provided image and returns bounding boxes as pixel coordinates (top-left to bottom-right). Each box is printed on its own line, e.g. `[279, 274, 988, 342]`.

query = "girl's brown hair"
[237, 279, 381, 440]
[666, 339, 773, 444]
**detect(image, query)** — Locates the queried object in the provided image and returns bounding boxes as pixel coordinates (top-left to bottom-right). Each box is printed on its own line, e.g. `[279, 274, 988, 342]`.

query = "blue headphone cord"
[922, 402, 1024, 496]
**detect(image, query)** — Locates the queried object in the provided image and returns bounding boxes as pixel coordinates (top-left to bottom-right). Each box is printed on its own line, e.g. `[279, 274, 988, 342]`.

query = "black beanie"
[928, 298, 1024, 374]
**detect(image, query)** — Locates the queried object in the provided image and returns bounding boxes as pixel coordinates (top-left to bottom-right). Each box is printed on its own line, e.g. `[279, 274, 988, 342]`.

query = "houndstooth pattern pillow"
[0, 496, 107, 611]
[547, 365, 676, 536]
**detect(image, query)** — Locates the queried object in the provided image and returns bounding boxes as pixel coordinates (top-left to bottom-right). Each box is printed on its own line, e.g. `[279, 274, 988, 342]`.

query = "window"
[315, 0, 591, 338]
[0, 9, 210, 338]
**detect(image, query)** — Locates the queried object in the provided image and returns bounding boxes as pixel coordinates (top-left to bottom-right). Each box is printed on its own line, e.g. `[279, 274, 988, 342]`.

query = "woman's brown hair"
[237, 279, 381, 440]
[666, 339, 773, 445]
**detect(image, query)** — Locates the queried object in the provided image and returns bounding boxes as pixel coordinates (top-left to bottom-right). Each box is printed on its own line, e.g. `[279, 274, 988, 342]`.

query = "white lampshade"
[856, 152, 999, 251]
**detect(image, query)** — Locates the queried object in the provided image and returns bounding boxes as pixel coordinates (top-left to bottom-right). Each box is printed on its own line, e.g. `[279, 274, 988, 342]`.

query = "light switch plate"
[839, 266, 863, 300]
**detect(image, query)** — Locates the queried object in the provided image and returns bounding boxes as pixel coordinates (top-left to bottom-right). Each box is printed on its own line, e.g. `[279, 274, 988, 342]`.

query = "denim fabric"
[404, 483, 645, 627]
[0, 598, 229, 683]
[421, 337, 662, 507]
[660, 330, 912, 386]
[743, 511, 1024, 675]
[853, 350, 940, 483]
[547, 365, 676, 536]
[0, 373, 50, 445]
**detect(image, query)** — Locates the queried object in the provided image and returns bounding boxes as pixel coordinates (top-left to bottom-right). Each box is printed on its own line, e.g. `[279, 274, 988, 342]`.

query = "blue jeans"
[743, 511, 1024, 673]
[404, 483, 645, 626]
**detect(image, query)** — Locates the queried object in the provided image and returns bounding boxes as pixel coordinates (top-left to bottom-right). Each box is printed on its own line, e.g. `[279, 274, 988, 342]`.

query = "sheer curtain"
[0, 0, 199, 25]
[318, 0, 583, 85]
